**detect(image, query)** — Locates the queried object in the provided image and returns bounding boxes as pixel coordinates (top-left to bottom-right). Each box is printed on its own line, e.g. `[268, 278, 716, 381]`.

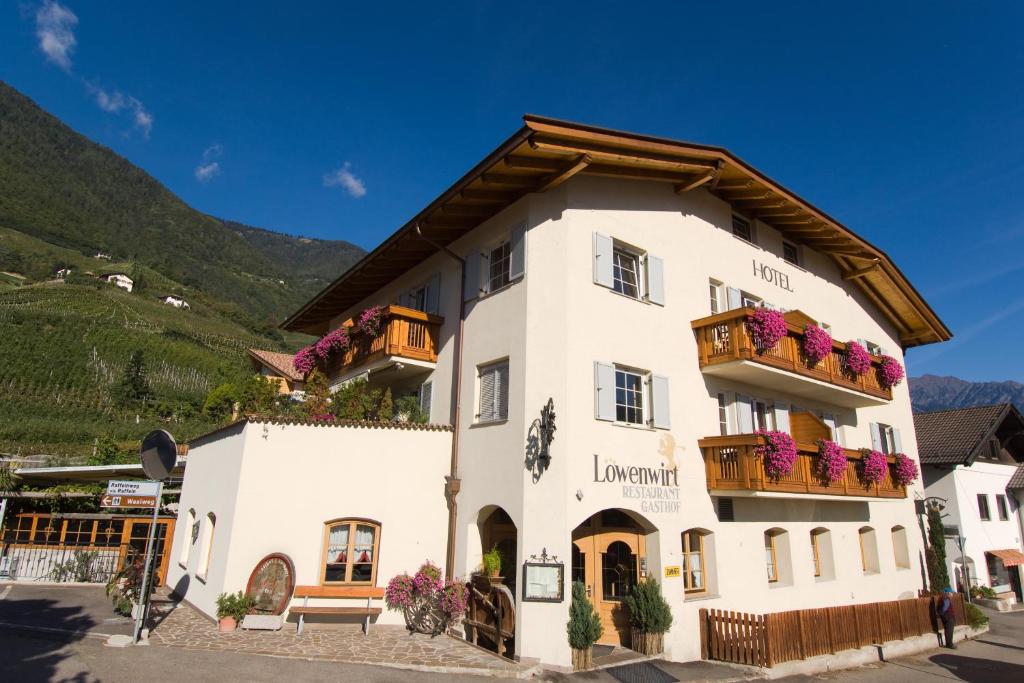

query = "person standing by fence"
[939, 587, 956, 649]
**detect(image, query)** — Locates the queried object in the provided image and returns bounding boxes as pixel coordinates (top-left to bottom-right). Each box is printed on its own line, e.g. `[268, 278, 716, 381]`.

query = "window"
[717, 393, 730, 436]
[682, 529, 709, 594]
[978, 494, 991, 521]
[741, 291, 763, 308]
[732, 214, 753, 242]
[322, 519, 380, 585]
[892, 526, 910, 569]
[874, 423, 898, 455]
[782, 241, 800, 266]
[197, 513, 215, 580]
[765, 532, 779, 583]
[418, 380, 432, 420]
[179, 509, 195, 566]
[709, 280, 724, 315]
[477, 360, 509, 423]
[810, 530, 822, 577]
[749, 398, 774, 432]
[858, 527, 879, 573]
[810, 528, 834, 580]
[602, 541, 637, 601]
[486, 241, 511, 293]
[988, 440, 1001, 460]
[612, 246, 642, 299]
[865, 341, 882, 356]
[820, 322, 832, 335]
[996, 494, 1009, 521]
[615, 368, 645, 425]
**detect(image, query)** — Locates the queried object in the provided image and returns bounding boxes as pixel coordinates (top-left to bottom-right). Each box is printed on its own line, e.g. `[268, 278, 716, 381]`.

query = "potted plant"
[482, 546, 504, 584]
[622, 579, 673, 655]
[384, 560, 468, 636]
[216, 591, 254, 632]
[567, 581, 602, 671]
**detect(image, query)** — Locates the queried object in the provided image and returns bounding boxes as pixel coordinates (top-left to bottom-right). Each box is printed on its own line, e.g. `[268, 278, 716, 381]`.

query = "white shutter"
[425, 274, 441, 315]
[892, 427, 903, 454]
[496, 361, 509, 420]
[823, 414, 838, 441]
[736, 394, 753, 433]
[869, 423, 882, 451]
[773, 402, 790, 434]
[646, 255, 665, 306]
[651, 375, 670, 429]
[593, 233, 614, 288]
[594, 361, 615, 421]
[509, 223, 526, 281]
[463, 252, 482, 301]
[727, 287, 742, 310]
[479, 368, 495, 421]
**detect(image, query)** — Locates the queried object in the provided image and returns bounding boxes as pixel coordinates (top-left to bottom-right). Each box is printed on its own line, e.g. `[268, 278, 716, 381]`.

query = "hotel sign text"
[593, 455, 680, 514]
[753, 260, 794, 292]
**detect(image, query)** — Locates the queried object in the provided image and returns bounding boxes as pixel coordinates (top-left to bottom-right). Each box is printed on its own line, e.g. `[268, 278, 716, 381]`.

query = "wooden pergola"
[283, 116, 950, 348]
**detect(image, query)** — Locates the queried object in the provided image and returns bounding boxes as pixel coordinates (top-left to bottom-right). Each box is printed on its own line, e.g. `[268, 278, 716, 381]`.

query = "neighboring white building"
[169, 116, 952, 668]
[161, 295, 190, 309]
[916, 403, 1024, 602]
[55, 268, 72, 279]
[99, 272, 134, 293]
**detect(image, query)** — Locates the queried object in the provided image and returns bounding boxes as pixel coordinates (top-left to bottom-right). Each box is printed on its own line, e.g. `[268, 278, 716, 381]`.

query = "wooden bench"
[290, 585, 385, 635]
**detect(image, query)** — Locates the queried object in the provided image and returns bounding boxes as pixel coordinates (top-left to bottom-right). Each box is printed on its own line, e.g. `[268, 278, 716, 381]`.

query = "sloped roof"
[914, 403, 1017, 465]
[1008, 464, 1024, 490]
[247, 349, 303, 382]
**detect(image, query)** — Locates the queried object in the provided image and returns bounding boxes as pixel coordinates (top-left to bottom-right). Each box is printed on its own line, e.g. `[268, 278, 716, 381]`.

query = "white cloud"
[35, 1, 77, 71]
[323, 162, 367, 198]
[87, 84, 153, 138]
[194, 145, 223, 182]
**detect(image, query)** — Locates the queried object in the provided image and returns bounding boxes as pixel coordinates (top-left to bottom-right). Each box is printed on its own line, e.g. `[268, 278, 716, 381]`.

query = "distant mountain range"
[909, 375, 1024, 413]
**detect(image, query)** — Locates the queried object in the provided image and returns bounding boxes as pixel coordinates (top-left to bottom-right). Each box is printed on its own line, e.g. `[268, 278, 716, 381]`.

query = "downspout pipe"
[415, 224, 465, 580]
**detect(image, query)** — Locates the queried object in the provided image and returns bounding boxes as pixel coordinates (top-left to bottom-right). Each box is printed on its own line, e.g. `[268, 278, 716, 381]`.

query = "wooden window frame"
[978, 494, 991, 521]
[765, 532, 779, 583]
[782, 240, 800, 266]
[611, 243, 644, 300]
[682, 530, 707, 595]
[486, 240, 511, 294]
[320, 518, 382, 586]
[810, 530, 823, 578]
[732, 214, 754, 243]
[614, 366, 648, 426]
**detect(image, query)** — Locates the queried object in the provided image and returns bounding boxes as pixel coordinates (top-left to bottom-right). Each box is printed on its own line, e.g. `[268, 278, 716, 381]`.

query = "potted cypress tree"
[623, 579, 672, 655]
[566, 581, 602, 671]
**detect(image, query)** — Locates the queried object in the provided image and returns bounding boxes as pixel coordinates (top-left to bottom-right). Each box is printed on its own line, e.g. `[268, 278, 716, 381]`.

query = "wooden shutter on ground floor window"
[593, 233, 614, 288]
[727, 287, 742, 310]
[425, 274, 441, 314]
[646, 255, 665, 306]
[463, 251, 482, 301]
[773, 402, 790, 434]
[736, 394, 753, 433]
[651, 374, 670, 429]
[869, 423, 883, 452]
[594, 361, 615, 421]
[509, 223, 526, 281]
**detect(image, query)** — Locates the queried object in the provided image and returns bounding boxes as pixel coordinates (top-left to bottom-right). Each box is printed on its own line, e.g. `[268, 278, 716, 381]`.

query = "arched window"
[810, 528, 835, 581]
[859, 526, 879, 574]
[891, 525, 910, 570]
[197, 513, 215, 580]
[179, 508, 195, 566]
[764, 528, 792, 586]
[601, 541, 637, 601]
[682, 528, 715, 595]
[321, 519, 381, 585]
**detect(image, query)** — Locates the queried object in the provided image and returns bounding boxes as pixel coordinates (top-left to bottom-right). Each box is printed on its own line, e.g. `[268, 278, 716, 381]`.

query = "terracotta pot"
[571, 646, 592, 671]
[218, 616, 237, 632]
[629, 628, 664, 655]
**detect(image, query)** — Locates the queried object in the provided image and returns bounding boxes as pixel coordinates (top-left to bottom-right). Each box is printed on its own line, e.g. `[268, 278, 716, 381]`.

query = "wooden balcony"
[328, 305, 443, 376]
[692, 308, 892, 408]
[698, 434, 906, 499]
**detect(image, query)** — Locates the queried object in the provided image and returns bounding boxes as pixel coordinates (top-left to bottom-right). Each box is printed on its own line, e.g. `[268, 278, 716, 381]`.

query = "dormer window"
[782, 241, 800, 266]
[732, 214, 754, 243]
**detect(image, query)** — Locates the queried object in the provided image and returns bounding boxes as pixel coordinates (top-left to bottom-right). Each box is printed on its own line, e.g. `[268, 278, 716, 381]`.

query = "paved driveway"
[0, 583, 135, 637]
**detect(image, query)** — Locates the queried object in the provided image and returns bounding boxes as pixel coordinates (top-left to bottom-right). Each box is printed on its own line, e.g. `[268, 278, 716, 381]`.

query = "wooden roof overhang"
[283, 116, 950, 347]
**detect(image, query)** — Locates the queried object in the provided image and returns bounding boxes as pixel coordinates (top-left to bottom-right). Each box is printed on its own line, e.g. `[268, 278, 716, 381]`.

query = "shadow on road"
[0, 596, 96, 682]
[929, 652, 1024, 683]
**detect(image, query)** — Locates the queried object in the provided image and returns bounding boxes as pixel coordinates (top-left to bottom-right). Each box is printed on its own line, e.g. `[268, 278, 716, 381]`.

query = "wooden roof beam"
[675, 161, 722, 194]
[439, 204, 497, 217]
[530, 135, 718, 172]
[460, 189, 517, 202]
[480, 173, 537, 186]
[715, 180, 754, 191]
[582, 163, 697, 184]
[537, 154, 592, 192]
[504, 155, 564, 171]
[842, 262, 882, 281]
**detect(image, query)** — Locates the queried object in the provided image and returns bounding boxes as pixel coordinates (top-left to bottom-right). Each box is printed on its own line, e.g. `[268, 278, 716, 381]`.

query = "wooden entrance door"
[120, 519, 173, 586]
[572, 513, 645, 646]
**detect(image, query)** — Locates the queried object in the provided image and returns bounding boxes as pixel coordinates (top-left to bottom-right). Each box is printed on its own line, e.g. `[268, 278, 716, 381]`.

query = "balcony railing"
[329, 305, 443, 374]
[698, 434, 906, 499]
[691, 308, 892, 403]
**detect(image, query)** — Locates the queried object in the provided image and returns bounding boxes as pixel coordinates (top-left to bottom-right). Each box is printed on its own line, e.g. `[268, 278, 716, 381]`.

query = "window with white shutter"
[477, 360, 509, 423]
[418, 380, 432, 420]
[592, 232, 662, 305]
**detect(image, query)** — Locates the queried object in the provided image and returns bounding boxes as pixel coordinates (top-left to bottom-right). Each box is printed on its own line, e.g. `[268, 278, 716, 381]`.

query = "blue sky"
[3, 2, 1024, 382]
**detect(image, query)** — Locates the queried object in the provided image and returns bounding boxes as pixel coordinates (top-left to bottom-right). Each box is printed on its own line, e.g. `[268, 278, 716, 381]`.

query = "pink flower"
[315, 327, 350, 360]
[816, 439, 847, 484]
[385, 574, 415, 610]
[878, 355, 905, 389]
[844, 341, 871, 376]
[803, 324, 833, 364]
[861, 449, 888, 484]
[755, 429, 798, 479]
[293, 345, 317, 375]
[893, 453, 918, 486]
[746, 308, 788, 352]
[311, 413, 335, 422]
[440, 581, 468, 620]
[356, 305, 387, 338]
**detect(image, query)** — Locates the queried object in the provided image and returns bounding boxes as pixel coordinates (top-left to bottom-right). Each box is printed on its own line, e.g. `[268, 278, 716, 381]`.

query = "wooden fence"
[700, 594, 965, 668]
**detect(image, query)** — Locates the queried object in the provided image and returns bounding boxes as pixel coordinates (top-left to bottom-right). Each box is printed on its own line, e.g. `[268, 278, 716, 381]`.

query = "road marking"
[0, 586, 12, 601]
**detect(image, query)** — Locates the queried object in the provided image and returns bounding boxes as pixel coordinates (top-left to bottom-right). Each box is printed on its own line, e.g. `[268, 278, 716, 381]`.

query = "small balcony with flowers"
[699, 412, 916, 500]
[691, 308, 905, 409]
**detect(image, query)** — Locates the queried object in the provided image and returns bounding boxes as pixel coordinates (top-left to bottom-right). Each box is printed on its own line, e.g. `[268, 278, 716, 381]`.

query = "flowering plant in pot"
[293, 345, 317, 376]
[892, 453, 919, 486]
[802, 324, 833, 365]
[860, 449, 889, 485]
[815, 439, 847, 485]
[315, 327, 350, 362]
[385, 561, 467, 636]
[356, 305, 387, 338]
[622, 579, 673, 655]
[878, 355, 905, 389]
[755, 430, 798, 479]
[843, 341, 871, 376]
[215, 591, 255, 632]
[746, 308, 788, 352]
[567, 581, 602, 671]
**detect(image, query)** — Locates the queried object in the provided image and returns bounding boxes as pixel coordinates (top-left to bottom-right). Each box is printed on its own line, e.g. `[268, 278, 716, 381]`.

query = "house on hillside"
[94, 252, 112, 260]
[915, 403, 1024, 603]
[247, 349, 304, 395]
[160, 295, 190, 309]
[98, 272, 133, 292]
[168, 116, 951, 668]
[55, 268, 72, 279]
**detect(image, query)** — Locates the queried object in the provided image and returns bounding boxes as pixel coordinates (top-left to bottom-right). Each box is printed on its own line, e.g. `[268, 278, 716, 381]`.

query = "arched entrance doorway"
[479, 507, 517, 593]
[571, 509, 651, 647]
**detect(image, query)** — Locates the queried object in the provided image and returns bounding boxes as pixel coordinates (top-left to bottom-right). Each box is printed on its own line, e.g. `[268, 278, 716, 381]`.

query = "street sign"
[106, 480, 160, 497]
[100, 494, 157, 508]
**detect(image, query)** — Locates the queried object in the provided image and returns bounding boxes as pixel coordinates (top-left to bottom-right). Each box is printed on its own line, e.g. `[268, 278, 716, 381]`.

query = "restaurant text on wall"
[592, 454, 680, 514]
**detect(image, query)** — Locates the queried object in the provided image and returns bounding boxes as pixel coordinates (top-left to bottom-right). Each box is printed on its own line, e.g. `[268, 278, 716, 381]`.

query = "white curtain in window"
[354, 525, 375, 563]
[328, 525, 350, 562]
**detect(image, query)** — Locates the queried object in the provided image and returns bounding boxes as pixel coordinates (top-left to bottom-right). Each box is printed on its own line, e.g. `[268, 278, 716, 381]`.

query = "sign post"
[132, 479, 163, 643]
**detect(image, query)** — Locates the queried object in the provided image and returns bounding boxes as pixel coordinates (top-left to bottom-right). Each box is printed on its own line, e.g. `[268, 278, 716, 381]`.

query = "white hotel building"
[169, 117, 951, 668]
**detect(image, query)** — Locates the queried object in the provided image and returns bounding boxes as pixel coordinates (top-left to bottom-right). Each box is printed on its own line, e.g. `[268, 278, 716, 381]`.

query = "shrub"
[970, 585, 997, 600]
[965, 602, 989, 629]
[622, 579, 673, 634]
[215, 591, 255, 620]
[567, 581, 602, 650]
[107, 550, 147, 616]
[202, 383, 237, 420]
[48, 550, 105, 583]
[393, 395, 429, 424]
[746, 308, 788, 352]
[384, 560, 466, 634]
[755, 430, 798, 479]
